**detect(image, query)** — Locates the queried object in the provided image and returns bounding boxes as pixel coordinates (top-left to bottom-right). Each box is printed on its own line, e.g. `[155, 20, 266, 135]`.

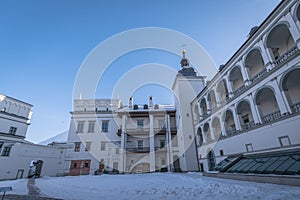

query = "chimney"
[129, 96, 133, 109]
[149, 96, 153, 108]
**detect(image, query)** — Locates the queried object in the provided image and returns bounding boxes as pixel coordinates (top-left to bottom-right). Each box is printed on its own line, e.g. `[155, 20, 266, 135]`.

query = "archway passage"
[200, 99, 208, 117]
[224, 110, 236, 135]
[255, 87, 280, 123]
[131, 163, 150, 173]
[245, 49, 266, 81]
[173, 156, 181, 172]
[217, 79, 229, 104]
[266, 24, 296, 63]
[229, 67, 244, 95]
[208, 90, 217, 111]
[212, 117, 222, 139]
[282, 68, 300, 113]
[207, 150, 216, 171]
[237, 101, 254, 130]
[197, 127, 203, 146]
[203, 123, 212, 142]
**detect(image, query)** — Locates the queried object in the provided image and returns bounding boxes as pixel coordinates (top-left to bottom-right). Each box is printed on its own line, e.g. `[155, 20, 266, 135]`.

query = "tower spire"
[180, 48, 190, 68]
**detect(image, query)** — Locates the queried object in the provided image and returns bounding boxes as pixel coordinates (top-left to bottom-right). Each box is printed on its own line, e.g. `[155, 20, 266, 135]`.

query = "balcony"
[262, 111, 282, 124]
[126, 128, 150, 134]
[275, 45, 299, 66]
[250, 68, 268, 84]
[233, 85, 246, 97]
[126, 147, 150, 153]
[226, 128, 239, 136]
[241, 121, 255, 130]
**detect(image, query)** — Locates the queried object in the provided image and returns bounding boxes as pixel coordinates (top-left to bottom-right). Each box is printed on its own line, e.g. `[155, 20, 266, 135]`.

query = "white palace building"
[65, 0, 300, 180]
[2, 0, 298, 184]
[191, 0, 300, 177]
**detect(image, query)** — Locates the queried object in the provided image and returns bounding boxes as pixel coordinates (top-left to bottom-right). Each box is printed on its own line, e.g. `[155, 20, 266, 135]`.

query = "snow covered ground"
[1, 173, 300, 200]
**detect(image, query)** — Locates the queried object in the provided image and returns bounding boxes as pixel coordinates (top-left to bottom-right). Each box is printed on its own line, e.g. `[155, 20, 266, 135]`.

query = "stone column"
[249, 95, 262, 124]
[225, 76, 234, 98]
[219, 115, 227, 136]
[258, 40, 275, 71]
[232, 106, 242, 130]
[166, 114, 174, 172]
[120, 115, 127, 173]
[270, 79, 291, 114]
[149, 114, 155, 172]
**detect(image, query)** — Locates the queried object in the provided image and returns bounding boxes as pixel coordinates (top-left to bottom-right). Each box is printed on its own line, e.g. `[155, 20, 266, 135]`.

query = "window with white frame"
[137, 140, 143, 149]
[102, 120, 109, 132]
[158, 119, 165, 129]
[88, 121, 95, 133]
[8, 127, 17, 135]
[74, 142, 81, 152]
[137, 120, 144, 130]
[245, 143, 253, 152]
[160, 140, 165, 148]
[278, 136, 291, 147]
[77, 121, 84, 133]
[85, 142, 92, 151]
[1, 146, 11, 156]
[100, 141, 106, 151]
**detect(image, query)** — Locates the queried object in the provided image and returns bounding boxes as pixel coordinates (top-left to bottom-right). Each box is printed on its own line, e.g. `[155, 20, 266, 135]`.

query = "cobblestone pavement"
[0, 179, 63, 200]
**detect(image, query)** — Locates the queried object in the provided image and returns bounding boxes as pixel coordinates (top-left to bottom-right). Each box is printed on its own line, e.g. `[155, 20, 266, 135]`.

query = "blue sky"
[0, 0, 281, 143]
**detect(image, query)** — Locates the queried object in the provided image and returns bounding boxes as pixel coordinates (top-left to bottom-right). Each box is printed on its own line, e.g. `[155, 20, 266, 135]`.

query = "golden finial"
[182, 48, 186, 58]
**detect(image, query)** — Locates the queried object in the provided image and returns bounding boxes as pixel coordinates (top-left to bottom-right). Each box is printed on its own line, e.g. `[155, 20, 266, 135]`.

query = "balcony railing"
[226, 128, 239, 136]
[126, 147, 150, 153]
[126, 128, 150, 133]
[233, 85, 246, 96]
[275, 45, 299, 66]
[241, 121, 255, 130]
[291, 102, 300, 113]
[262, 111, 282, 124]
[250, 68, 268, 83]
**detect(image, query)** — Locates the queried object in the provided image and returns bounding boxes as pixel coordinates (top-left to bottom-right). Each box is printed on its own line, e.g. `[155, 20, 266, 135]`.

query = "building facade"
[0, 94, 70, 180]
[191, 0, 300, 172]
[67, 97, 184, 174]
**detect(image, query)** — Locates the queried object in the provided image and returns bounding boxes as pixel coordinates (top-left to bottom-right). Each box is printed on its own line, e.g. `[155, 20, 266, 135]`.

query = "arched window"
[266, 24, 296, 64]
[229, 67, 244, 95]
[282, 68, 300, 113]
[217, 79, 229, 104]
[237, 101, 254, 130]
[203, 123, 211, 142]
[224, 110, 236, 135]
[212, 117, 221, 138]
[245, 49, 266, 81]
[255, 87, 280, 123]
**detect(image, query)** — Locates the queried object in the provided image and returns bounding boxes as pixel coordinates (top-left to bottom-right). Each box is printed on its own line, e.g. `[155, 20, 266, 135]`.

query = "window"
[137, 120, 144, 129]
[161, 158, 166, 165]
[85, 161, 89, 168]
[74, 142, 81, 152]
[115, 148, 119, 154]
[73, 163, 77, 168]
[113, 162, 118, 171]
[88, 121, 95, 133]
[245, 143, 253, 152]
[8, 127, 17, 135]
[85, 142, 92, 151]
[219, 150, 224, 156]
[77, 121, 84, 133]
[278, 136, 291, 147]
[101, 142, 106, 151]
[102, 121, 109, 132]
[0, 142, 3, 152]
[137, 140, 143, 149]
[160, 140, 165, 148]
[158, 119, 165, 129]
[2, 146, 11, 156]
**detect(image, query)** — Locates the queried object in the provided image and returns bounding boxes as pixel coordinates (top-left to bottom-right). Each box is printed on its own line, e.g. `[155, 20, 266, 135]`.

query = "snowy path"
[1, 173, 300, 200]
